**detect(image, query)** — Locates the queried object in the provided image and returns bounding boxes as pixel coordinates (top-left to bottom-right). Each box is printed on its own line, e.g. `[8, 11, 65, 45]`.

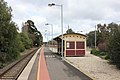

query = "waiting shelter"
[53, 33, 87, 57]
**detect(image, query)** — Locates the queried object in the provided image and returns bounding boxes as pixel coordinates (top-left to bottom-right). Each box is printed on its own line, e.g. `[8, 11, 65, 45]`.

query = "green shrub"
[91, 49, 108, 58]
[19, 33, 32, 49]
[91, 49, 100, 56]
[99, 52, 106, 56]
[18, 41, 25, 52]
[108, 28, 120, 68]
[104, 55, 110, 60]
[7, 44, 20, 61]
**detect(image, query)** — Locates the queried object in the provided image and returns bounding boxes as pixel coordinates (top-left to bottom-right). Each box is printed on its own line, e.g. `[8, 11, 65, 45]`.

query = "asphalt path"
[44, 47, 93, 80]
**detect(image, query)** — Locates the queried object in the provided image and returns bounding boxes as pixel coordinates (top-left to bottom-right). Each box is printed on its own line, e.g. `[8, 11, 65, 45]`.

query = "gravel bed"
[66, 51, 120, 80]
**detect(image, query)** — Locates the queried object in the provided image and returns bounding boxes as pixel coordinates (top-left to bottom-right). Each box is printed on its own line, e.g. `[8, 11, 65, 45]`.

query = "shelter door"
[76, 42, 85, 56]
[66, 41, 75, 56]
[66, 41, 85, 56]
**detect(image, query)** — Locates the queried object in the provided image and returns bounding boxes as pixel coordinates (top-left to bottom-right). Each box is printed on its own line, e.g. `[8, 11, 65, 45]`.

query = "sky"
[4, 0, 120, 41]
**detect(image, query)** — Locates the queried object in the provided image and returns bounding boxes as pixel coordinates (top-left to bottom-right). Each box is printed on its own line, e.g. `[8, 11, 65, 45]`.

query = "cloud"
[5, 0, 120, 41]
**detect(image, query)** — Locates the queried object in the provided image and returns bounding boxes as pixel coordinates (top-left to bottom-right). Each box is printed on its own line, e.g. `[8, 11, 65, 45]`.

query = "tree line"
[0, 0, 43, 68]
[87, 22, 120, 68]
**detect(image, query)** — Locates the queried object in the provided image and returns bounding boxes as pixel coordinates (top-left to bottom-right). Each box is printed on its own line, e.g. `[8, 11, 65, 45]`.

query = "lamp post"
[45, 30, 47, 46]
[45, 23, 53, 50]
[45, 30, 50, 47]
[95, 26, 97, 49]
[48, 3, 64, 59]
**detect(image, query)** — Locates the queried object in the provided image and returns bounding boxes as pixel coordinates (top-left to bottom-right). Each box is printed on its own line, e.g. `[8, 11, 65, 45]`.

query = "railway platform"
[17, 48, 41, 80]
[17, 46, 93, 80]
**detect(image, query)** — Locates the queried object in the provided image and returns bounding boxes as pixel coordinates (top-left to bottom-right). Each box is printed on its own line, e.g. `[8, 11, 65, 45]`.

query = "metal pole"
[50, 24, 53, 51]
[52, 26, 53, 44]
[95, 26, 96, 49]
[61, 5, 64, 59]
[45, 23, 53, 50]
[45, 30, 47, 46]
[48, 31, 50, 48]
[48, 3, 64, 59]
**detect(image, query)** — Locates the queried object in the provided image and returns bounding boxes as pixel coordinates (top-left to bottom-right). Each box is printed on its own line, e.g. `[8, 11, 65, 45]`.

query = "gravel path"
[66, 51, 120, 80]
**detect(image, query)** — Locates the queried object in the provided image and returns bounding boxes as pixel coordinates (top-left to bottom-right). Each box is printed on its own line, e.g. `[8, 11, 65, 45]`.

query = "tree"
[87, 22, 120, 68]
[19, 33, 32, 49]
[108, 27, 120, 68]
[0, 0, 20, 64]
[87, 23, 115, 51]
[86, 31, 103, 48]
[22, 20, 43, 47]
[66, 28, 75, 34]
[86, 31, 95, 47]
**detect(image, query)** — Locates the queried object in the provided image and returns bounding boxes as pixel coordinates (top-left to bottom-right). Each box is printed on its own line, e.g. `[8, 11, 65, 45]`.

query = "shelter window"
[66, 41, 75, 49]
[76, 42, 84, 49]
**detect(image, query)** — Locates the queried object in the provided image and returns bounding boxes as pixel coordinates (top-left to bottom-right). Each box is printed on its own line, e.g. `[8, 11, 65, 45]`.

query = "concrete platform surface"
[44, 47, 92, 80]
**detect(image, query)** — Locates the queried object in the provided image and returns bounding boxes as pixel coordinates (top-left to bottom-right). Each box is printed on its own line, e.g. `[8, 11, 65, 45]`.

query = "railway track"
[0, 48, 38, 80]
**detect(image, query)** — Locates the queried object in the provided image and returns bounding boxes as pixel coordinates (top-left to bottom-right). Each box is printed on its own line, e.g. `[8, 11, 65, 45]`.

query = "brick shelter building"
[53, 33, 87, 57]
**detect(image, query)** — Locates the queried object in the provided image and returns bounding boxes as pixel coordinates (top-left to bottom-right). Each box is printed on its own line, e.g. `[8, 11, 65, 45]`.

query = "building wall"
[59, 34, 86, 57]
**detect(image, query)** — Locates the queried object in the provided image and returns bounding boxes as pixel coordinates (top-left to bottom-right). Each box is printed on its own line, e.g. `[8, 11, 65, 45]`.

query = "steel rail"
[0, 48, 39, 80]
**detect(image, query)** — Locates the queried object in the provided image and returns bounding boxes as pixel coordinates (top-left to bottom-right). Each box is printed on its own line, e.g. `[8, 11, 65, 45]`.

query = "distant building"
[53, 33, 87, 57]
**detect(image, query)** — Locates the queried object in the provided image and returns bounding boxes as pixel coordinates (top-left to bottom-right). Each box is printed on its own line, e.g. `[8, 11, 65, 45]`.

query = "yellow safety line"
[37, 47, 43, 80]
